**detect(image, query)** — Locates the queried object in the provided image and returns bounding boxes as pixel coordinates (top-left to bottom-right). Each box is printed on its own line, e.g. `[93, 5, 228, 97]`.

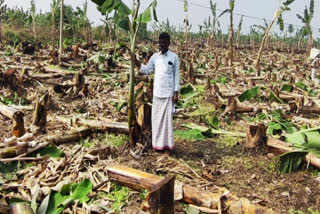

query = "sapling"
[91, 0, 157, 144]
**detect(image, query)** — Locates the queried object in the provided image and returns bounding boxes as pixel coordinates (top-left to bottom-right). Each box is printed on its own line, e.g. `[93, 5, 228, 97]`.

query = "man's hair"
[159, 32, 170, 41]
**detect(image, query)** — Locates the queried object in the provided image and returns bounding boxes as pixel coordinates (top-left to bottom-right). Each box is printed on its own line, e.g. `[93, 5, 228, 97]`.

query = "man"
[136, 32, 180, 154]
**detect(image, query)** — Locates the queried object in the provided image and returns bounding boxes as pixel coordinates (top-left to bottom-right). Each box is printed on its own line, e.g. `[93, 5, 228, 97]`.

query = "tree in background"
[50, 0, 60, 49]
[91, 0, 157, 144]
[236, 15, 243, 49]
[254, 0, 295, 73]
[30, 0, 37, 41]
[183, 0, 188, 43]
[50, 0, 59, 48]
[199, 1, 220, 48]
[152, 18, 176, 40]
[296, 0, 314, 53]
[209, 0, 218, 47]
[219, 0, 235, 66]
[0, 0, 6, 43]
[59, 0, 64, 64]
[288, 24, 294, 36]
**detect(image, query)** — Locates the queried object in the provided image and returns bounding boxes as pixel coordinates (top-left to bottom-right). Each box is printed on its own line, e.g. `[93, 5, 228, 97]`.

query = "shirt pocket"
[165, 62, 174, 75]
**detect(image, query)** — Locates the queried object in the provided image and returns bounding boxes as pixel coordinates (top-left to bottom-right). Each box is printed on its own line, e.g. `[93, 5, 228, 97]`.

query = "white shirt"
[140, 50, 180, 98]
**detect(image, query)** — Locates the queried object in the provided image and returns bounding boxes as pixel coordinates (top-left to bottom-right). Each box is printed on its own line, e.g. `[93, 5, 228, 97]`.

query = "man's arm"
[173, 56, 180, 103]
[136, 55, 154, 75]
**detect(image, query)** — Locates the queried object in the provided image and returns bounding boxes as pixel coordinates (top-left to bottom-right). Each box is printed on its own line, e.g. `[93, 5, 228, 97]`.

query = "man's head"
[159, 32, 170, 54]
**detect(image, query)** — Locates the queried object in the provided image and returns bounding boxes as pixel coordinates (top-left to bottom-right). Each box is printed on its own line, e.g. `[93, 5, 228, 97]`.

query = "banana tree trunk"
[51, 10, 56, 50]
[228, 12, 234, 66]
[32, 17, 37, 41]
[184, 17, 188, 43]
[308, 31, 313, 53]
[0, 20, 2, 44]
[211, 28, 216, 49]
[59, 0, 64, 65]
[236, 30, 240, 49]
[128, 43, 136, 145]
[108, 24, 113, 43]
[254, 13, 278, 70]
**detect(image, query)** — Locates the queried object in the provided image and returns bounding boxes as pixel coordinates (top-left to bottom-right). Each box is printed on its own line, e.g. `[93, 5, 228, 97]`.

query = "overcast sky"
[4, 0, 320, 37]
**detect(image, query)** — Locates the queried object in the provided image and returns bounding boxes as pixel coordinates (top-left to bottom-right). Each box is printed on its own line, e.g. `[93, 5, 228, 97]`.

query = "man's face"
[159, 38, 170, 54]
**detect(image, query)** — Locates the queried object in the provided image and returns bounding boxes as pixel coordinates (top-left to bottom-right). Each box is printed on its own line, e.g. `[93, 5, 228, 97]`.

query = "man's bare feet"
[164, 150, 171, 156]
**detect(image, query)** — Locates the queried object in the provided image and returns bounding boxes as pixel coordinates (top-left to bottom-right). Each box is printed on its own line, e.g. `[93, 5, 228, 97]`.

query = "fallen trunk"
[107, 164, 162, 190]
[45, 127, 92, 145]
[77, 118, 128, 133]
[52, 115, 129, 133]
[142, 175, 175, 214]
[229, 198, 277, 214]
[30, 73, 73, 79]
[107, 164, 277, 214]
[183, 185, 220, 209]
[0, 144, 28, 158]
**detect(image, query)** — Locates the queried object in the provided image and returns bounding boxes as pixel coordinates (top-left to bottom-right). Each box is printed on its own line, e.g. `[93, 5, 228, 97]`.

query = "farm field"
[0, 0, 320, 214]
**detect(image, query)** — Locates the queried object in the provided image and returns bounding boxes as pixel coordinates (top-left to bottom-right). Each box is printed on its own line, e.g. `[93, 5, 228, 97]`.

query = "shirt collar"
[159, 50, 170, 56]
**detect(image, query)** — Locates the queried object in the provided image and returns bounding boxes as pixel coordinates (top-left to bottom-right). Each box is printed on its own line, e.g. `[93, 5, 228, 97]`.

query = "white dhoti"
[152, 96, 174, 150]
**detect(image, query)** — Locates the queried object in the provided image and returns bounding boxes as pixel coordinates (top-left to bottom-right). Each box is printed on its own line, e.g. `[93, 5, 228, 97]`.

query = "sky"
[4, 0, 320, 37]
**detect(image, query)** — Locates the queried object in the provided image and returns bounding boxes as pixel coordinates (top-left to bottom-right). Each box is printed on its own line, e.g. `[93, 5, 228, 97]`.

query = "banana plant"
[296, 0, 314, 53]
[91, 0, 157, 145]
[198, 1, 219, 48]
[58, 0, 64, 64]
[30, 0, 37, 40]
[209, 0, 218, 47]
[152, 18, 176, 37]
[236, 15, 243, 49]
[288, 24, 294, 36]
[0, 0, 7, 43]
[101, 13, 115, 43]
[183, 0, 188, 43]
[50, 0, 60, 49]
[254, 0, 295, 71]
[219, 0, 235, 66]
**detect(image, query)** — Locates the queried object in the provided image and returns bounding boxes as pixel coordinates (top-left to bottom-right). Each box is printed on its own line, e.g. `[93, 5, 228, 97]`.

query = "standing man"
[136, 32, 180, 155]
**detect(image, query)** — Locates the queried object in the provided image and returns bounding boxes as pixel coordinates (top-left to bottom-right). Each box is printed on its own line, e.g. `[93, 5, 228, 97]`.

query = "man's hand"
[173, 92, 179, 103]
[135, 56, 141, 69]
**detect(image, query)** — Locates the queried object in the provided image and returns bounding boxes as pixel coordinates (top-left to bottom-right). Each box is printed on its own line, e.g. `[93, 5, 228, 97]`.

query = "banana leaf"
[238, 87, 260, 102]
[184, 123, 212, 135]
[278, 126, 320, 173]
[174, 129, 205, 141]
[281, 84, 293, 92]
[278, 150, 308, 173]
[286, 126, 320, 149]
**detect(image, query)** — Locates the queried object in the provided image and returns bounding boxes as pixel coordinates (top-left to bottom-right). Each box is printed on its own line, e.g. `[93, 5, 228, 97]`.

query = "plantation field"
[0, 40, 320, 213]
[1, 0, 320, 213]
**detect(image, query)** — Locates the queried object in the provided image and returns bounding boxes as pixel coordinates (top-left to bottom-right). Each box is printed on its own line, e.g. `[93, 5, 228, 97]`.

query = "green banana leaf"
[238, 87, 260, 102]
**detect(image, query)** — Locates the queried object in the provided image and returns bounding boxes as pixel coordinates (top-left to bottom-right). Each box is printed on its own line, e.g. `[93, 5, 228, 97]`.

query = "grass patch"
[0, 161, 20, 182]
[216, 135, 242, 148]
[79, 138, 95, 148]
[0, 92, 29, 106]
[107, 185, 130, 213]
[289, 208, 320, 214]
[139, 189, 148, 201]
[103, 134, 128, 147]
